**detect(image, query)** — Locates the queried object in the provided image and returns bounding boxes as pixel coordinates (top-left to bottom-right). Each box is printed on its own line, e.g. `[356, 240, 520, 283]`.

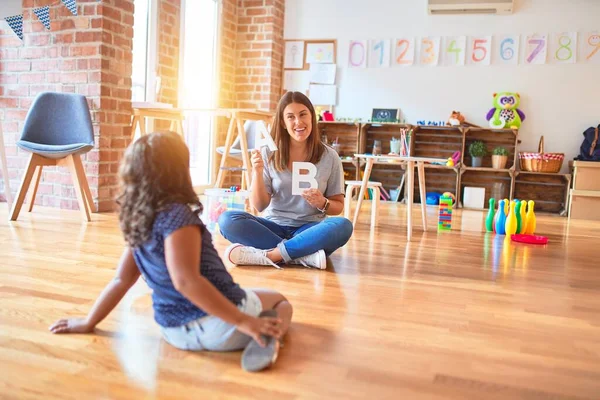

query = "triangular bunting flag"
[33, 6, 51, 30]
[4, 15, 23, 41]
[61, 0, 78, 16]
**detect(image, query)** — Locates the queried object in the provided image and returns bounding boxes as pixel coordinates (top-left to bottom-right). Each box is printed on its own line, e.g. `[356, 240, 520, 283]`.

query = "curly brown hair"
[269, 91, 324, 172]
[116, 131, 202, 248]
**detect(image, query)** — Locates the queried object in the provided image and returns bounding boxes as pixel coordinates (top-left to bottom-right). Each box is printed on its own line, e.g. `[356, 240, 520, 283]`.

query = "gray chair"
[216, 120, 265, 159]
[10, 92, 95, 221]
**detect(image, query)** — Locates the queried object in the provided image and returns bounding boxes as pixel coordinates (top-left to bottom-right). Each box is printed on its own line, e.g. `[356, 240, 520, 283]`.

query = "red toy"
[511, 234, 548, 245]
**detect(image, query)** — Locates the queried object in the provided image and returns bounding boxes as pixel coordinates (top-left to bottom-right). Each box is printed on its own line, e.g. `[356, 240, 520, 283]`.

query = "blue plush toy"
[486, 92, 526, 129]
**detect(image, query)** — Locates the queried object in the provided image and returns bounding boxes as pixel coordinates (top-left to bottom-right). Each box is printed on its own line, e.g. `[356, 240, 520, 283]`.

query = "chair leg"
[0, 123, 12, 209]
[27, 165, 43, 212]
[130, 115, 139, 140]
[344, 185, 353, 219]
[417, 162, 427, 231]
[71, 154, 95, 213]
[62, 155, 91, 222]
[371, 187, 380, 230]
[10, 154, 42, 221]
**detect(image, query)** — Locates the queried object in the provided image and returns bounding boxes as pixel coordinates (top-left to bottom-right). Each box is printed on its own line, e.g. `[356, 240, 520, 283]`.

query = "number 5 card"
[467, 36, 492, 66]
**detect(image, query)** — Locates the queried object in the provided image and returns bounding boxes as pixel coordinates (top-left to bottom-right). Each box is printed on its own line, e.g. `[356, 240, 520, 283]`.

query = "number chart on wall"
[348, 31, 600, 67]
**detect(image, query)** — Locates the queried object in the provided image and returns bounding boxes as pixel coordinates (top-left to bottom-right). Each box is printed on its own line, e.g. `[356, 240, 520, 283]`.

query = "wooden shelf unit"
[317, 122, 571, 215]
[318, 122, 361, 180]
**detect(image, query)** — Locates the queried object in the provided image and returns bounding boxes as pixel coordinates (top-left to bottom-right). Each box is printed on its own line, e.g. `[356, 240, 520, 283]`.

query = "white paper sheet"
[308, 84, 336, 106]
[308, 63, 336, 84]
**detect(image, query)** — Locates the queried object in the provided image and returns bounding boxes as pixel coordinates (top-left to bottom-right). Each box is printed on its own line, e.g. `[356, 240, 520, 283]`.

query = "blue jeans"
[218, 210, 353, 262]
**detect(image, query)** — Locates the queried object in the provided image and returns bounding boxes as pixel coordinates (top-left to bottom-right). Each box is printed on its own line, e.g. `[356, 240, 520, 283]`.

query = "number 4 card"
[443, 36, 466, 66]
[467, 36, 492, 66]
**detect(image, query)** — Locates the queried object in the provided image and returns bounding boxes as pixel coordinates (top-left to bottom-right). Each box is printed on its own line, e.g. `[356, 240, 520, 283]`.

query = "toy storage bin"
[202, 189, 251, 233]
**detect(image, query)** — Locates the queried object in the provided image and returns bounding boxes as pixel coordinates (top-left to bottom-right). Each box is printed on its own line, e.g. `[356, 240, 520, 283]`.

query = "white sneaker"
[288, 250, 326, 270]
[224, 244, 281, 269]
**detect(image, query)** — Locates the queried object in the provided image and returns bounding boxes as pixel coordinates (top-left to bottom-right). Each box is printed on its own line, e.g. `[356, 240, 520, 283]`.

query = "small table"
[130, 107, 186, 139]
[130, 107, 274, 189]
[353, 154, 447, 241]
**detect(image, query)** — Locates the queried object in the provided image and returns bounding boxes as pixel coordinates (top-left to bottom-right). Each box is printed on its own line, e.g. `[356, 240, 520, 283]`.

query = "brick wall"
[0, 0, 181, 211]
[235, 0, 284, 111]
[0, 0, 282, 207]
[216, 0, 285, 186]
[0, 0, 108, 210]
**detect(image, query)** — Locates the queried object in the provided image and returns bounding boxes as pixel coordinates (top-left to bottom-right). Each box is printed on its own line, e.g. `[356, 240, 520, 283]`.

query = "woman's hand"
[251, 150, 264, 175]
[236, 315, 282, 347]
[49, 317, 94, 334]
[302, 188, 326, 209]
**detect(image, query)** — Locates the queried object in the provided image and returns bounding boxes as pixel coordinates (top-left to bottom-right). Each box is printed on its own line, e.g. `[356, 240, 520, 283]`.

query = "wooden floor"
[1, 202, 600, 400]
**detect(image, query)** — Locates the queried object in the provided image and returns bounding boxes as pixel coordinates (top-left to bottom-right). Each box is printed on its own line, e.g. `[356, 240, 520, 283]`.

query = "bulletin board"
[282, 39, 338, 110]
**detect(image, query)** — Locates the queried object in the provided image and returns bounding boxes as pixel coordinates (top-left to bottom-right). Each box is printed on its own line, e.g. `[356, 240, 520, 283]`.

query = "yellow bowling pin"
[525, 200, 536, 234]
[505, 200, 518, 235]
[504, 198, 509, 215]
[520, 200, 528, 233]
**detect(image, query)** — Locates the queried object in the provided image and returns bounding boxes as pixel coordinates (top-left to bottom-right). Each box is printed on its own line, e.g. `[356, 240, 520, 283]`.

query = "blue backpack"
[575, 125, 600, 161]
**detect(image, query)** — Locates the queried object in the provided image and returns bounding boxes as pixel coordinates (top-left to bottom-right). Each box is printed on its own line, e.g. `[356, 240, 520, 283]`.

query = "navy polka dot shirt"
[132, 203, 246, 327]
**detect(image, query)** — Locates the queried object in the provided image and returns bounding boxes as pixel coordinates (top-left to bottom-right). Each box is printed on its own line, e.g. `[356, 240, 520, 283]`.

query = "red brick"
[0, 98, 19, 108]
[32, 60, 59, 71]
[71, 45, 99, 57]
[2, 61, 31, 72]
[21, 48, 47, 59]
[18, 73, 46, 84]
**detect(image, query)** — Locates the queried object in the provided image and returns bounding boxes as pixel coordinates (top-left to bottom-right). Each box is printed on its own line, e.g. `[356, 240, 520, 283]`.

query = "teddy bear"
[447, 111, 465, 126]
[486, 92, 526, 129]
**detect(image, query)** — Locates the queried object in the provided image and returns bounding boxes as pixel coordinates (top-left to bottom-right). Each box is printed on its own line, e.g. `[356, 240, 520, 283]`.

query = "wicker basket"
[518, 136, 564, 173]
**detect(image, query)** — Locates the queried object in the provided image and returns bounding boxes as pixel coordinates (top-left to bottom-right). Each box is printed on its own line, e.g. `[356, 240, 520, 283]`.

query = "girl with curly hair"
[49, 131, 292, 372]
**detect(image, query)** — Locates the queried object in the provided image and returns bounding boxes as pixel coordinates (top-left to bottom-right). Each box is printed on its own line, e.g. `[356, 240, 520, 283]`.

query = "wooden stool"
[344, 180, 381, 230]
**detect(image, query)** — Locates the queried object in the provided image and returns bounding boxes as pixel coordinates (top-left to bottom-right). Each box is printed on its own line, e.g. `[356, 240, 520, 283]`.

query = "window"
[132, 0, 158, 103]
[179, 0, 220, 188]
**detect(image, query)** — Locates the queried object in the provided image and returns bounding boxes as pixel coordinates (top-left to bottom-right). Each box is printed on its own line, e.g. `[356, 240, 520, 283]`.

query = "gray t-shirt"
[260, 145, 345, 227]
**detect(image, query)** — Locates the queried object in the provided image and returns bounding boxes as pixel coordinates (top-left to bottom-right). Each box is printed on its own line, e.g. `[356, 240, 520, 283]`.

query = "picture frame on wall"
[284, 40, 305, 69]
[371, 108, 400, 123]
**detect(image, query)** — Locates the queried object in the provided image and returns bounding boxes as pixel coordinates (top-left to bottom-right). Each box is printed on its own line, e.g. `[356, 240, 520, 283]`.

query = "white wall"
[284, 0, 599, 171]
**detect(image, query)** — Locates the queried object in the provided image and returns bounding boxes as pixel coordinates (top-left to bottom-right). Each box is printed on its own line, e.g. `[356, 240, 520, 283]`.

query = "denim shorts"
[160, 289, 263, 352]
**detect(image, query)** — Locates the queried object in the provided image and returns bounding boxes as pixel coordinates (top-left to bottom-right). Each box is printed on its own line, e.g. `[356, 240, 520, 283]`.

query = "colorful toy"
[511, 234, 547, 245]
[447, 111, 465, 126]
[524, 200, 536, 234]
[426, 192, 441, 205]
[438, 195, 453, 231]
[520, 200, 527, 233]
[203, 188, 250, 232]
[446, 111, 478, 127]
[486, 198, 496, 232]
[515, 200, 522, 233]
[486, 92, 526, 129]
[442, 192, 456, 206]
[496, 199, 507, 235]
[505, 200, 518, 235]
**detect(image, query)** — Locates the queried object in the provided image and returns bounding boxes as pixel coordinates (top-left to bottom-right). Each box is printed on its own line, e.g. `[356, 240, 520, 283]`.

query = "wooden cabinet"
[317, 122, 572, 215]
[569, 161, 600, 220]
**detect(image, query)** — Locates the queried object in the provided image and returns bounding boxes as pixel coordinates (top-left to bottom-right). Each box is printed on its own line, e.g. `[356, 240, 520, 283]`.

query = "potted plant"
[469, 141, 487, 167]
[492, 146, 509, 169]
